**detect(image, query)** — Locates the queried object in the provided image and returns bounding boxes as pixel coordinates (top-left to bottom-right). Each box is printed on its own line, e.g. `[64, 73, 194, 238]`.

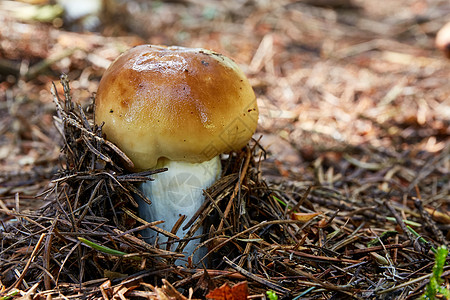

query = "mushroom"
[95, 45, 258, 265]
[436, 22, 450, 59]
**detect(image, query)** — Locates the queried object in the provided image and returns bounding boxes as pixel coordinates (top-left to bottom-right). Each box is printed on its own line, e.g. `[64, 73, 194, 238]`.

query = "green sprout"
[367, 230, 398, 247]
[0, 290, 19, 300]
[266, 290, 278, 300]
[78, 237, 141, 260]
[273, 195, 290, 210]
[421, 245, 449, 300]
[407, 225, 437, 254]
[385, 216, 422, 227]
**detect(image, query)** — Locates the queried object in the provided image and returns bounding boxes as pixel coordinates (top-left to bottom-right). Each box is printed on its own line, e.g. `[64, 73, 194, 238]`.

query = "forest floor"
[0, 0, 449, 299]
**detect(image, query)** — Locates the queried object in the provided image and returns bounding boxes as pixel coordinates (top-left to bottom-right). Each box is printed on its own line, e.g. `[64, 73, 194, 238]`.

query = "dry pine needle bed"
[0, 68, 448, 300]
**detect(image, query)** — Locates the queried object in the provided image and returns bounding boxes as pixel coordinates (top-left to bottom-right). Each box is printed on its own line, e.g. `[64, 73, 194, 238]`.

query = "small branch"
[385, 200, 421, 251]
[13, 233, 46, 289]
[223, 256, 291, 295]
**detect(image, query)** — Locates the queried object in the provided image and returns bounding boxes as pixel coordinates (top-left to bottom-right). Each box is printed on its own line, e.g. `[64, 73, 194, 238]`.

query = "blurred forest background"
[0, 0, 449, 298]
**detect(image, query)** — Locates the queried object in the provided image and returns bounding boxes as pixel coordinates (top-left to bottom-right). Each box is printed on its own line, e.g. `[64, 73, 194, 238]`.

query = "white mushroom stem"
[138, 156, 221, 265]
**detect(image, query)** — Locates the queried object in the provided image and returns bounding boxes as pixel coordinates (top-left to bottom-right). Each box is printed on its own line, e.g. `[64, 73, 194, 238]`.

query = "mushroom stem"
[138, 156, 221, 265]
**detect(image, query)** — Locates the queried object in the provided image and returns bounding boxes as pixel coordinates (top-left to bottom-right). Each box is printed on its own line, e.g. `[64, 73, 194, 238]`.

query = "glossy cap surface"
[95, 45, 258, 170]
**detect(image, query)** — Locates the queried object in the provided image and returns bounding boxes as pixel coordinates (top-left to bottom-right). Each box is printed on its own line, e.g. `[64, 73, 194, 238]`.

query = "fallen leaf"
[425, 208, 450, 224]
[161, 279, 189, 300]
[104, 269, 128, 280]
[100, 280, 112, 299]
[206, 281, 248, 300]
[291, 212, 320, 222]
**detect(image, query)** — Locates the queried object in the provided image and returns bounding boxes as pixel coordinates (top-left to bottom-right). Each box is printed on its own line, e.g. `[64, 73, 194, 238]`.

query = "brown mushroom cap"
[95, 45, 259, 171]
[436, 22, 450, 59]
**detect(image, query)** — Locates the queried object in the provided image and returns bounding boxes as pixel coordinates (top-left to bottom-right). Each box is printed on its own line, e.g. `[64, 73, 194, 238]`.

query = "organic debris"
[0, 0, 449, 299]
[0, 74, 448, 299]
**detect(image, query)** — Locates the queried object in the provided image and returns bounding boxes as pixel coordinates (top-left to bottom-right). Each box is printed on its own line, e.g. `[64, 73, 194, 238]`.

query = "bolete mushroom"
[95, 45, 258, 264]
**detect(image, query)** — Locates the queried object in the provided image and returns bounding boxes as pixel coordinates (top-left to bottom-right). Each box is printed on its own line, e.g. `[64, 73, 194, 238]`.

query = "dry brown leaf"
[206, 281, 248, 300]
[100, 280, 112, 299]
[291, 212, 320, 222]
[425, 208, 450, 224]
[160, 279, 189, 300]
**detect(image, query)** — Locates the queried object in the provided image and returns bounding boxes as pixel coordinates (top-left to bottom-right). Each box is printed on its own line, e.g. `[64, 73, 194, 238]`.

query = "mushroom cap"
[95, 45, 259, 170]
[436, 22, 450, 58]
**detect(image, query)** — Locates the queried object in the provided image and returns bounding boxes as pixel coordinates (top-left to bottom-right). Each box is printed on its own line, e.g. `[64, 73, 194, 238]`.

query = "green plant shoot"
[421, 245, 449, 300]
[266, 290, 278, 300]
